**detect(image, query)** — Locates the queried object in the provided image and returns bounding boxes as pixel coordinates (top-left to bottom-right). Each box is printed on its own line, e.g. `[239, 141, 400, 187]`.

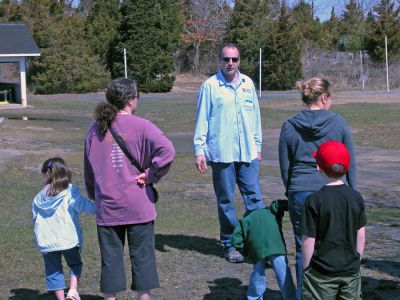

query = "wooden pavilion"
[0, 23, 40, 106]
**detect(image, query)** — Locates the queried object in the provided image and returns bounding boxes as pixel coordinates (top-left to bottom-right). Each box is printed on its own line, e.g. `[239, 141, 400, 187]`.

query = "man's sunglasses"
[222, 57, 240, 63]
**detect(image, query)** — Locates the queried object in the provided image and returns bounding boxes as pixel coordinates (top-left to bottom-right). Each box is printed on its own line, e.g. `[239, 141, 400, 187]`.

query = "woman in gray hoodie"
[278, 77, 356, 299]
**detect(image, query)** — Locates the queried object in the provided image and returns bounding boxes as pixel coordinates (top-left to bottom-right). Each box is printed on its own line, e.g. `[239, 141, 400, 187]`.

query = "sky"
[286, 0, 345, 22]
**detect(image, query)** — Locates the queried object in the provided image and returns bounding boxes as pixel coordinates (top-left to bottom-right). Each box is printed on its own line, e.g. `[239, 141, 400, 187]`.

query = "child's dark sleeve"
[301, 196, 318, 238]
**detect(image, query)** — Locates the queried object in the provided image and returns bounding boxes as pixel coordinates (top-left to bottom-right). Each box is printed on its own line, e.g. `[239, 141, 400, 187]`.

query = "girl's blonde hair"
[296, 77, 333, 105]
[41, 157, 71, 197]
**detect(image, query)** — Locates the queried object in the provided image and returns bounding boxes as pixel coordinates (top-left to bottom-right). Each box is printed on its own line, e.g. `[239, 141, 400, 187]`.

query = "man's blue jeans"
[211, 159, 265, 251]
[247, 255, 296, 300]
[288, 191, 313, 300]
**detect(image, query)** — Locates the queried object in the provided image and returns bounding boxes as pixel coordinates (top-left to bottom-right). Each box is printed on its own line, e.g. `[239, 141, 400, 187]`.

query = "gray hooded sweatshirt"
[279, 109, 356, 195]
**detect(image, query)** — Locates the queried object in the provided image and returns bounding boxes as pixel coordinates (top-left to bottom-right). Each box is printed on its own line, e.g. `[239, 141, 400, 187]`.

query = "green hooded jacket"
[231, 200, 287, 263]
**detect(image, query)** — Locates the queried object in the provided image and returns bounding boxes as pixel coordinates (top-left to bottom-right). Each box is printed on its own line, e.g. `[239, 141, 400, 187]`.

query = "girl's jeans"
[42, 246, 82, 291]
[247, 255, 296, 300]
[288, 191, 313, 300]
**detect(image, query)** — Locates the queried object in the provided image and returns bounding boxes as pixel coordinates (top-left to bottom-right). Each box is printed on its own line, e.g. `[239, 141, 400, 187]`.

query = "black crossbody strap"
[109, 126, 144, 173]
[108, 126, 159, 203]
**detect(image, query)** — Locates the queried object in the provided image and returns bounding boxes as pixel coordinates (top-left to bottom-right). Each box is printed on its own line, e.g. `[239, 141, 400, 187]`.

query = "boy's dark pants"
[302, 267, 361, 300]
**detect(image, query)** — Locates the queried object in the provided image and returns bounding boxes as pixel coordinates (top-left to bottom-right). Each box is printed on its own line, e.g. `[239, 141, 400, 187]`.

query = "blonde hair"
[296, 77, 333, 105]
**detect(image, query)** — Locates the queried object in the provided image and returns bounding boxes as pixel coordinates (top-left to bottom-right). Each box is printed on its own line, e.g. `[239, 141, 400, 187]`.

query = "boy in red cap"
[301, 141, 366, 300]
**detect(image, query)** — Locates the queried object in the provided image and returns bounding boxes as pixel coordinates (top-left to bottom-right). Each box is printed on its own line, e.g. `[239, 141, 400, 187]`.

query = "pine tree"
[225, 0, 279, 88]
[84, 0, 121, 67]
[338, 0, 366, 52]
[365, 0, 400, 61]
[9, 0, 109, 94]
[0, 0, 13, 21]
[264, 2, 302, 90]
[108, 0, 183, 93]
[323, 6, 341, 49]
[291, 1, 324, 48]
[30, 15, 110, 94]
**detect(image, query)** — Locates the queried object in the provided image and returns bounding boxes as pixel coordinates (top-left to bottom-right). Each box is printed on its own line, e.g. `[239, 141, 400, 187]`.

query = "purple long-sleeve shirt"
[84, 114, 175, 226]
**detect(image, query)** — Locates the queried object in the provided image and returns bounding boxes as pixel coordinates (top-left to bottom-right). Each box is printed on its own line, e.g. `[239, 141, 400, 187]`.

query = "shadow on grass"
[155, 234, 224, 258]
[9, 288, 102, 300]
[363, 258, 400, 277]
[203, 278, 246, 300]
[361, 276, 400, 300]
[202, 277, 284, 300]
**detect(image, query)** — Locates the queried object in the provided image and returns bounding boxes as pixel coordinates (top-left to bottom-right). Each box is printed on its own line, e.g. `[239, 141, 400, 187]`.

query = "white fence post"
[385, 35, 389, 92]
[360, 50, 365, 91]
[259, 48, 262, 98]
[124, 48, 128, 79]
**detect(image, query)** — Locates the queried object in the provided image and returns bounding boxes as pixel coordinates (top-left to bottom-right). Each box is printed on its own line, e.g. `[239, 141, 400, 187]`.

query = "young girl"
[32, 157, 96, 300]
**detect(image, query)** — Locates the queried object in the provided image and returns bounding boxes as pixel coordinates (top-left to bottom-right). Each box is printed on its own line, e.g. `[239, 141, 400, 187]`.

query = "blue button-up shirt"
[193, 70, 262, 163]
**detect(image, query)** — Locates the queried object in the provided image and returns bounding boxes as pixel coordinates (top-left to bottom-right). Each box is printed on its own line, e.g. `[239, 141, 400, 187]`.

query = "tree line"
[0, 0, 399, 93]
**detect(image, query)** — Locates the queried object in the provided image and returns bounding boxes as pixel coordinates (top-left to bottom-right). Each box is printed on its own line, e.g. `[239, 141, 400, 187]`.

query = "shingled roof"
[0, 23, 40, 57]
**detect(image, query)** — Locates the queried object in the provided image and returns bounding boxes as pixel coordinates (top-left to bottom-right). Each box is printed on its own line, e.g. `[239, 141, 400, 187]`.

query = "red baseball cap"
[312, 141, 350, 175]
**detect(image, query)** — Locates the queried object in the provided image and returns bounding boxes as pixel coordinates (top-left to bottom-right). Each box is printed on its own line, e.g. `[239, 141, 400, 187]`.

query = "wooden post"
[19, 57, 27, 106]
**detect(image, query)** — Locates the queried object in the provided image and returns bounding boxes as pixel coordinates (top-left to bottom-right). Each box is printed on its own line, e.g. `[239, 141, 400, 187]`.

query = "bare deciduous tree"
[181, 0, 231, 72]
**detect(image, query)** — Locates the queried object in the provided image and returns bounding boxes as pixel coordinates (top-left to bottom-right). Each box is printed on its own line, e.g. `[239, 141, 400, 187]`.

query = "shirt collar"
[217, 70, 245, 87]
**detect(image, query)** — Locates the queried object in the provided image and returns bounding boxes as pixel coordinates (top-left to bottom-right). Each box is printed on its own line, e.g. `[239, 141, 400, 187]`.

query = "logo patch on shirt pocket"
[244, 99, 253, 110]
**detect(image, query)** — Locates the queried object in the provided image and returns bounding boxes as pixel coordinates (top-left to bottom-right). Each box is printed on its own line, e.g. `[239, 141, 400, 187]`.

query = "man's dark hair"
[219, 43, 241, 59]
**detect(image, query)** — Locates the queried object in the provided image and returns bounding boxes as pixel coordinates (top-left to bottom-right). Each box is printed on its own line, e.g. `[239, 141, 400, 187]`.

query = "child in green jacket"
[231, 200, 295, 300]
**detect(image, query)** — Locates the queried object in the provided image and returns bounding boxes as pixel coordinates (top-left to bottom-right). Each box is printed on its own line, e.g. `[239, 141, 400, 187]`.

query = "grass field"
[0, 89, 399, 299]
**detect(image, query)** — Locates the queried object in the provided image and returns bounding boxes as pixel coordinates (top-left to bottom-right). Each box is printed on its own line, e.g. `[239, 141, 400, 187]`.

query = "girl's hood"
[33, 184, 71, 217]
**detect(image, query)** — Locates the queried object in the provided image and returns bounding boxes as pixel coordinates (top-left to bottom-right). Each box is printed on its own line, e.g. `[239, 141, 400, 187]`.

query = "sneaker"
[225, 249, 244, 263]
[66, 290, 81, 300]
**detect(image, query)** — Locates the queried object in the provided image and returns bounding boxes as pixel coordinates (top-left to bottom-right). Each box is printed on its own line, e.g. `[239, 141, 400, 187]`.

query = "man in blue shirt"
[193, 43, 264, 263]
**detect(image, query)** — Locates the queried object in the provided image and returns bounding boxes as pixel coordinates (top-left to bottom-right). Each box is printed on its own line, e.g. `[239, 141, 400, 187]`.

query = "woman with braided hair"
[278, 77, 356, 299]
[84, 77, 175, 300]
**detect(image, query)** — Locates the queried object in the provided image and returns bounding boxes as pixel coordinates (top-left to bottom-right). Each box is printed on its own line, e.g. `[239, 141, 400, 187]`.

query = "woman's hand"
[134, 173, 148, 187]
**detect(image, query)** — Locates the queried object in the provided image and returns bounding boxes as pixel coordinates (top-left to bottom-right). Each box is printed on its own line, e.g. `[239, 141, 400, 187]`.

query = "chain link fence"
[302, 48, 400, 90]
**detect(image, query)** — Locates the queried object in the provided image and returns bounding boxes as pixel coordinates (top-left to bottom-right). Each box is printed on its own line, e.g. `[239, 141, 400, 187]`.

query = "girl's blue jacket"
[32, 184, 96, 253]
